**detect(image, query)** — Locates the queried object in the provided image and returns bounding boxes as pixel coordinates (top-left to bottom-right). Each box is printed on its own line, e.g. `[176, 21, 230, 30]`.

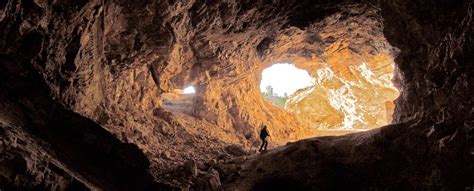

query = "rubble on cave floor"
[154, 129, 365, 190]
[151, 143, 251, 190]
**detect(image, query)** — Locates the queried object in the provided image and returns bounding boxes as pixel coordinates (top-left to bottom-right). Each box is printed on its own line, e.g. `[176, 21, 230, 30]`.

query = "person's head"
[262, 125, 267, 129]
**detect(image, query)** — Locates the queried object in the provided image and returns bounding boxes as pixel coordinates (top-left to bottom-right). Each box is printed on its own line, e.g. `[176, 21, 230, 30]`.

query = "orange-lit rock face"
[246, 6, 398, 129]
[286, 52, 399, 130]
[258, 5, 400, 130]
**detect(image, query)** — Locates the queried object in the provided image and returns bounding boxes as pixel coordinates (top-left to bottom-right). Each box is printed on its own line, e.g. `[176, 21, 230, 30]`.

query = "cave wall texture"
[0, 0, 473, 190]
[282, 4, 399, 130]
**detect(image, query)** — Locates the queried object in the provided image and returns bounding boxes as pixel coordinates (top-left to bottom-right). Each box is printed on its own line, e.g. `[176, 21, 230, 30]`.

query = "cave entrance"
[260, 63, 315, 108]
[161, 86, 196, 115]
[260, 60, 400, 132]
[249, 4, 404, 136]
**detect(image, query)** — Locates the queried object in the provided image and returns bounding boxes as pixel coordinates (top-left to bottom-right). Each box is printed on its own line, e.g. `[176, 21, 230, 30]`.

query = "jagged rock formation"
[0, 0, 473, 190]
[283, 6, 399, 130]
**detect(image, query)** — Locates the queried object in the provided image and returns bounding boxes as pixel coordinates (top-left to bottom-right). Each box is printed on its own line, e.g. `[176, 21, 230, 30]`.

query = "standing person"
[259, 125, 270, 152]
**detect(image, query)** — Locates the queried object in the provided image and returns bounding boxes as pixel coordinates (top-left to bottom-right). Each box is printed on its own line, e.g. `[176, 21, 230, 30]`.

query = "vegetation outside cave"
[261, 85, 289, 108]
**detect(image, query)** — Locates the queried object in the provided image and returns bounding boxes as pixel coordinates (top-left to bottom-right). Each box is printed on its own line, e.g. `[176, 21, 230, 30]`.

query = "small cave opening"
[182, 86, 196, 94]
[160, 86, 197, 115]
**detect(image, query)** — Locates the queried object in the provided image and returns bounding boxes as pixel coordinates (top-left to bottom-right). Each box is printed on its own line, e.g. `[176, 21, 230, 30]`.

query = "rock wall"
[0, 52, 167, 190]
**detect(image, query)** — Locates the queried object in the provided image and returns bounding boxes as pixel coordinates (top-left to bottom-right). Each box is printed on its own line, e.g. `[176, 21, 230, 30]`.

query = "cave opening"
[183, 86, 196, 94]
[260, 63, 315, 108]
[260, 57, 400, 133]
[160, 86, 196, 115]
[249, 4, 403, 136]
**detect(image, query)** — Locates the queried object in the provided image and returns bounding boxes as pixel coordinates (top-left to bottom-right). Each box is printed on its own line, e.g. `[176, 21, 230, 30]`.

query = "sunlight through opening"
[260, 63, 315, 108]
[183, 86, 196, 94]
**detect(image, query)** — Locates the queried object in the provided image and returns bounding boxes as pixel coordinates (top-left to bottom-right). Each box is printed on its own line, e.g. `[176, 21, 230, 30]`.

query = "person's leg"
[263, 139, 268, 150]
[259, 139, 264, 151]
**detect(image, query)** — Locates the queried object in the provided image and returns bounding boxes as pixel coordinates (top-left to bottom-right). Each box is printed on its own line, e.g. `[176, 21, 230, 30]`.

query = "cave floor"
[151, 127, 377, 189]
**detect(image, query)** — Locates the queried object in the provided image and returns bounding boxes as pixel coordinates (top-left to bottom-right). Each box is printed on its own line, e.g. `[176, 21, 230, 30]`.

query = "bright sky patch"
[260, 63, 315, 96]
[183, 86, 196, 94]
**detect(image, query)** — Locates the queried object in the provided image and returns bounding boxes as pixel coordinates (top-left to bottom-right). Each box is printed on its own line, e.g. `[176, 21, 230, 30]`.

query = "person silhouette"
[259, 125, 270, 152]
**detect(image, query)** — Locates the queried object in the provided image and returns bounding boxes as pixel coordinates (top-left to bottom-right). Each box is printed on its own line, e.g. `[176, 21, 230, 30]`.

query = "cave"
[0, 0, 473, 190]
